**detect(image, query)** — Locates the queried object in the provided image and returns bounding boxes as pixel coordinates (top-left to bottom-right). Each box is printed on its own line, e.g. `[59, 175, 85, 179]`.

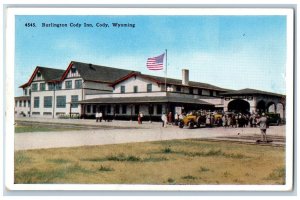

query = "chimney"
[182, 69, 189, 85]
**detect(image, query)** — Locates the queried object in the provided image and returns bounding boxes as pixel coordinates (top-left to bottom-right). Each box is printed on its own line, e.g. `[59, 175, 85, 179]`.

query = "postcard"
[4, 7, 294, 192]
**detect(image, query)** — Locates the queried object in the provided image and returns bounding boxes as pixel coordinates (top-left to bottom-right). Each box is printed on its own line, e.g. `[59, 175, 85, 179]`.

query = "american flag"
[146, 53, 165, 70]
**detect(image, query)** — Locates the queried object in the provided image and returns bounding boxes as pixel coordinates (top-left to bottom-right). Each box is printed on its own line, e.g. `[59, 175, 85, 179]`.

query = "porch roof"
[75, 96, 213, 106]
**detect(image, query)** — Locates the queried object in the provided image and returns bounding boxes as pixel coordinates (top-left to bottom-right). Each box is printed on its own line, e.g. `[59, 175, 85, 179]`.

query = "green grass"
[15, 126, 83, 133]
[199, 167, 210, 172]
[15, 121, 138, 133]
[14, 139, 286, 184]
[98, 165, 114, 172]
[82, 154, 168, 162]
[15, 164, 92, 184]
[47, 159, 71, 164]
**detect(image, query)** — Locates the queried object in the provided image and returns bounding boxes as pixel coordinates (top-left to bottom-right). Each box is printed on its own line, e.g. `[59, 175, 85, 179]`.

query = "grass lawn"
[14, 139, 285, 185]
[15, 125, 84, 133]
[15, 121, 136, 133]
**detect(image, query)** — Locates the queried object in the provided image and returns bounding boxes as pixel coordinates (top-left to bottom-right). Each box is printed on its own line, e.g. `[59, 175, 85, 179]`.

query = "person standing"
[99, 111, 103, 122]
[138, 112, 143, 124]
[161, 113, 167, 128]
[257, 113, 268, 143]
[96, 111, 100, 122]
[174, 112, 179, 126]
[222, 115, 226, 127]
[168, 112, 173, 125]
[140, 112, 143, 124]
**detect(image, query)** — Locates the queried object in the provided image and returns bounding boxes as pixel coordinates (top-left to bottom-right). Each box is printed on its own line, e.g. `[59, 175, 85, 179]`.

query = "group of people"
[161, 110, 270, 143]
[95, 111, 103, 122]
[216, 113, 263, 128]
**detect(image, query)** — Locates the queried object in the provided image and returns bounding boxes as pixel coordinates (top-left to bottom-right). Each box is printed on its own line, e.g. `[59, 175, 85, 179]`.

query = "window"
[121, 85, 125, 93]
[176, 86, 181, 92]
[15, 101, 17, 107]
[24, 89, 27, 95]
[28, 100, 30, 107]
[147, 84, 152, 92]
[71, 67, 77, 74]
[44, 96, 52, 108]
[56, 96, 66, 108]
[32, 83, 38, 92]
[133, 86, 138, 93]
[71, 95, 78, 108]
[115, 105, 120, 114]
[19, 101, 22, 107]
[23, 100, 26, 107]
[149, 105, 154, 115]
[198, 89, 202, 95]
[135, 105, 139, 114]
[189, 87, 194, 94]
[157, 105, 162, 115]
[75, 80, 82, 89]
[55, 83, 62, 90]
[40, 83, 46, 91]
[122, 105, 127, 114]
[210, 90, 213, 96]
[48, 83, 54, 91]
[29, 89, 31, 95]
[65, 80, 72, 89]
[34, 97, 39, 108]
[107, 105, 111, 114]
[87, 105, 91, 113]
[37, 71, 42, 78]
[43, 112, 52, 116]
[92, 105, 96, 113]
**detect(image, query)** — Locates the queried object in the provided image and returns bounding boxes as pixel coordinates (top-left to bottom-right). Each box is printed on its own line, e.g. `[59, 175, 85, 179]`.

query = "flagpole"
[165, 49, 167, 93]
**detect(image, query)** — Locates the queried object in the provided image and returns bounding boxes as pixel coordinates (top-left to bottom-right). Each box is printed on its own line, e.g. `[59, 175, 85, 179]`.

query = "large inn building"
[15, 61, 286, 121]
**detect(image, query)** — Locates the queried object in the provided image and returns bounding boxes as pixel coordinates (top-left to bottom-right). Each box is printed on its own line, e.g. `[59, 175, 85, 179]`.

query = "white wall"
[114, 76, 161, 93]
[15, 100, 30, 117]
[85, 92, 167, 99]
[30, 89, 82, 118]
[84, 81, 113, 95]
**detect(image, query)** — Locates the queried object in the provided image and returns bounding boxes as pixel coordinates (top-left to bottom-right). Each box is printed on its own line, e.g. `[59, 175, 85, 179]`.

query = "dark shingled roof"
[38, 67, 65, 82]
[72, 61, 136, 83]
[221, 88, 285, 97]
[19, 66, 65, 88]
[75, 96, 213, 105]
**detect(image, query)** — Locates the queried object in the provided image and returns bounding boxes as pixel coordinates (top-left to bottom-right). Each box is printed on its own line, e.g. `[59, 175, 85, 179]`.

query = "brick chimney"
[182, 69, 189, 85]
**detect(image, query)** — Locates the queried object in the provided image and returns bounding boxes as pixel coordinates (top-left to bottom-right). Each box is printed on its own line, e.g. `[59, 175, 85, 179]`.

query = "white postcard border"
[4, 7, 294, 192]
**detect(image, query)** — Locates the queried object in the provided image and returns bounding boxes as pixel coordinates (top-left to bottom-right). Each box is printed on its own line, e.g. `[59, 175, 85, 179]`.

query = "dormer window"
[36, 71, 42, 80]
[71, 67, 77, 74]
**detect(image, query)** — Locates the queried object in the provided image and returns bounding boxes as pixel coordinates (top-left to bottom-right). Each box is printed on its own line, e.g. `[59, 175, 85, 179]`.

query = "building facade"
[15, 61, 286, 120]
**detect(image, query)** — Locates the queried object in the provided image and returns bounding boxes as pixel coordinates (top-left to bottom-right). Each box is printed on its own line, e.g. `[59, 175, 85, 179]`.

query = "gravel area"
[14, 117, 286, 150]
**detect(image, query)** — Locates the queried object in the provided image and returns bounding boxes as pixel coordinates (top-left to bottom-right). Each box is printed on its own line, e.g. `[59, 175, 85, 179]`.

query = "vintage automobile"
[265, 113, 281, 126]
[178, 111, 206, 129]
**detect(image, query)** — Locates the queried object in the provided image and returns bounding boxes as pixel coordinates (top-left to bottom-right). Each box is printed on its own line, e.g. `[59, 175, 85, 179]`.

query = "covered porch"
[75, 96, 214, 121]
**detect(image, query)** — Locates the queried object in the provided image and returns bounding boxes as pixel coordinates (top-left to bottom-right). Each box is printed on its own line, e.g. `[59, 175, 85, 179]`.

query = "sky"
[15, 15, 287, 96]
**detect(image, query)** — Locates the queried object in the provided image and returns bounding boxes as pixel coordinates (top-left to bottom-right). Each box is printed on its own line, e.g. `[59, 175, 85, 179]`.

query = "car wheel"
[179, 121, 184, 128]
[276, 120, 280, 126]
[188, 121, 194, 129]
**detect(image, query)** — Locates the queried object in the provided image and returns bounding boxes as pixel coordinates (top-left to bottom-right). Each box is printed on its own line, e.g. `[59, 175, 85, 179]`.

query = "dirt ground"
[14, 118, 286, 150]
